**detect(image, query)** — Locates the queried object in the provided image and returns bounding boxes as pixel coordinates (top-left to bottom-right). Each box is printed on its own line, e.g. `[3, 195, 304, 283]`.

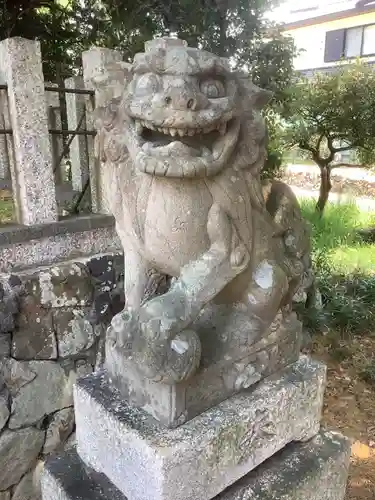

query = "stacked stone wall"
[0, 252, 124, 500]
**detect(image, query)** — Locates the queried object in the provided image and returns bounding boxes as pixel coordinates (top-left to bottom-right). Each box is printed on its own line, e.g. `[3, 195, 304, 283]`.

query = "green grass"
[300, 198, 375, 274]
[0, 198, 15, 224]
[298, 198, 375, 336]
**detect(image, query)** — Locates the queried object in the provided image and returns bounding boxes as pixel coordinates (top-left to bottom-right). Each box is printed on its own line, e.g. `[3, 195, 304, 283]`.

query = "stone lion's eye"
[134, 74, 159, 96]
[200, 79, 225, 98]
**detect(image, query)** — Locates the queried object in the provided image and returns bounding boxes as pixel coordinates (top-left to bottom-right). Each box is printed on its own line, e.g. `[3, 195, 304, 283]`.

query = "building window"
[363, 24, 375, 54]
[345, 27, 363, 57]
[324, 24, 375, 62]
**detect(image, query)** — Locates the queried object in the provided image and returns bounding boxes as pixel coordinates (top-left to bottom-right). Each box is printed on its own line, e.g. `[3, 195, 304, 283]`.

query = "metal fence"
[0, 81, 97, 223]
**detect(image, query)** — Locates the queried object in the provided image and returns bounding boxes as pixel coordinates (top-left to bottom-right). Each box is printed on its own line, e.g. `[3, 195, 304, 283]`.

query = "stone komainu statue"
[91, 38, 312, 394]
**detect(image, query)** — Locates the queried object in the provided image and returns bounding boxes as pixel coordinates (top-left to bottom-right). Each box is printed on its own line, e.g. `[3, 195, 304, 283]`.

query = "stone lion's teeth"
[157, 127, 163, 133]
[187, 129, 195, 136]
[177, 129, 185, 137]
[170, 128, 177, 137]
[162, 127, 169, 134]
[218, 122, 227, 136]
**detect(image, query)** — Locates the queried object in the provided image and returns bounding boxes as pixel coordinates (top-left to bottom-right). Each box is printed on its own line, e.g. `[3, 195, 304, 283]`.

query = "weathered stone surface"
[12, 326, 57, 360]
[87, 253, 116, 287]
[88, 254, 125, 326]
[75, 356, 325, 500]
[64, 431, 76, 451]
[105, 311, 302, 427]
[12, 461, 44, 500]
[43, 407, 75, 456]
[0, 492, 10, 500]
[42, 448, 126, 500]
[0, 276, 23, 333]
[54, 308, 97, 358]
[1, 358, 37, 395]
[0, 334, 11, 358]
[38, 262, 92, 308]
[76, 359, 94, 376]
[0, 37, 58, 225]
[12, 296, 57, 360]
[0, 226, 121, 273]
[217, 431, 351, 500]
[0, 390, 9, 431]
[65, 360, 94, 395]
[42, 430, 349, 500]
[8, 361, 72, 429]
[0, 428, 45, 490]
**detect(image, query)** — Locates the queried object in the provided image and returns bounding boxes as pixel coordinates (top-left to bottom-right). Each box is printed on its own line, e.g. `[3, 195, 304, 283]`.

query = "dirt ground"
[309, 337, 375, 499]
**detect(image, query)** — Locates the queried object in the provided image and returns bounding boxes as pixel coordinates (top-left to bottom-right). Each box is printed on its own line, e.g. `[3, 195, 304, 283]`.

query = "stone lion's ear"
[92, 62, 132, 96]
[90, 62, 132, 109]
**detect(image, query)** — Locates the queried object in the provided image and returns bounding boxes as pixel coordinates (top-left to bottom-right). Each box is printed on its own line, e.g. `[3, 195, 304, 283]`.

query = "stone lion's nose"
[164, 91, 199, 111]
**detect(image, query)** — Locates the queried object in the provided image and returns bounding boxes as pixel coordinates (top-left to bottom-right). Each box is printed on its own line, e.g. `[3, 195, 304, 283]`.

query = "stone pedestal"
[42, 430, 351, 500]
[74, 357, 325, 500]
[42, 354, 350, 500]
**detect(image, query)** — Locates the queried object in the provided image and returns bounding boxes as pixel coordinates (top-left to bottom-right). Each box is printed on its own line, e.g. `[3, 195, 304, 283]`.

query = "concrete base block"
[74, 356, 326, 500]
[41, 430, 350, 500]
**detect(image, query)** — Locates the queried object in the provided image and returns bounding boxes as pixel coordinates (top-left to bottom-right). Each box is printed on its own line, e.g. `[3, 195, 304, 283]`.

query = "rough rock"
[12, 295, 57, 360]
[0, 276, 23, 334]
[12, 326, 57, 360]
[0, 427, 45, 490]
[75, 356, 325, 500]
[43, 407, 75, 456]
[54, 308, 97, 358]
[12, 461, 44, 500]
[0, 390, 9, 431]
[8, 361, 72, 429]
[38, 262, 92, 308]
[1, 358, 37, 395]
[0, 492, 10, 500]
[64, 431, 76, 450]
[0, 334, 10, 359]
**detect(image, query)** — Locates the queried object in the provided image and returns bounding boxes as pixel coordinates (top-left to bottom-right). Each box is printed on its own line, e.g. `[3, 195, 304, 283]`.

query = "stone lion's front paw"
[139, 294, 186, 341]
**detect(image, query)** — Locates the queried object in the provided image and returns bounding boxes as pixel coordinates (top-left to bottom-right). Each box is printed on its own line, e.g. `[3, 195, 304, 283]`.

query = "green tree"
[0, 1, 296, 94]
[0, 1, 83, 81]
[284, 61, 375, 214]
[0, 0, 296, 181]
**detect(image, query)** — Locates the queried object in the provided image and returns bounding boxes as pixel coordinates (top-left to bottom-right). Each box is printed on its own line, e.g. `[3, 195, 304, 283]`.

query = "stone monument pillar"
[41, 38, 350, 500]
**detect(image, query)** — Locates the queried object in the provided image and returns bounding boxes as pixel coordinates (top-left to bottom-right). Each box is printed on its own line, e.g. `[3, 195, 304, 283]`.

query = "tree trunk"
[316, 165, 332, 215]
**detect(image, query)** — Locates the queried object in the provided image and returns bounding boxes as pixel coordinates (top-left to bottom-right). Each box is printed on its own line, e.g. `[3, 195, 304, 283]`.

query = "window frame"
[362, 23, 375, 55]
[343, 23, 375, 59]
